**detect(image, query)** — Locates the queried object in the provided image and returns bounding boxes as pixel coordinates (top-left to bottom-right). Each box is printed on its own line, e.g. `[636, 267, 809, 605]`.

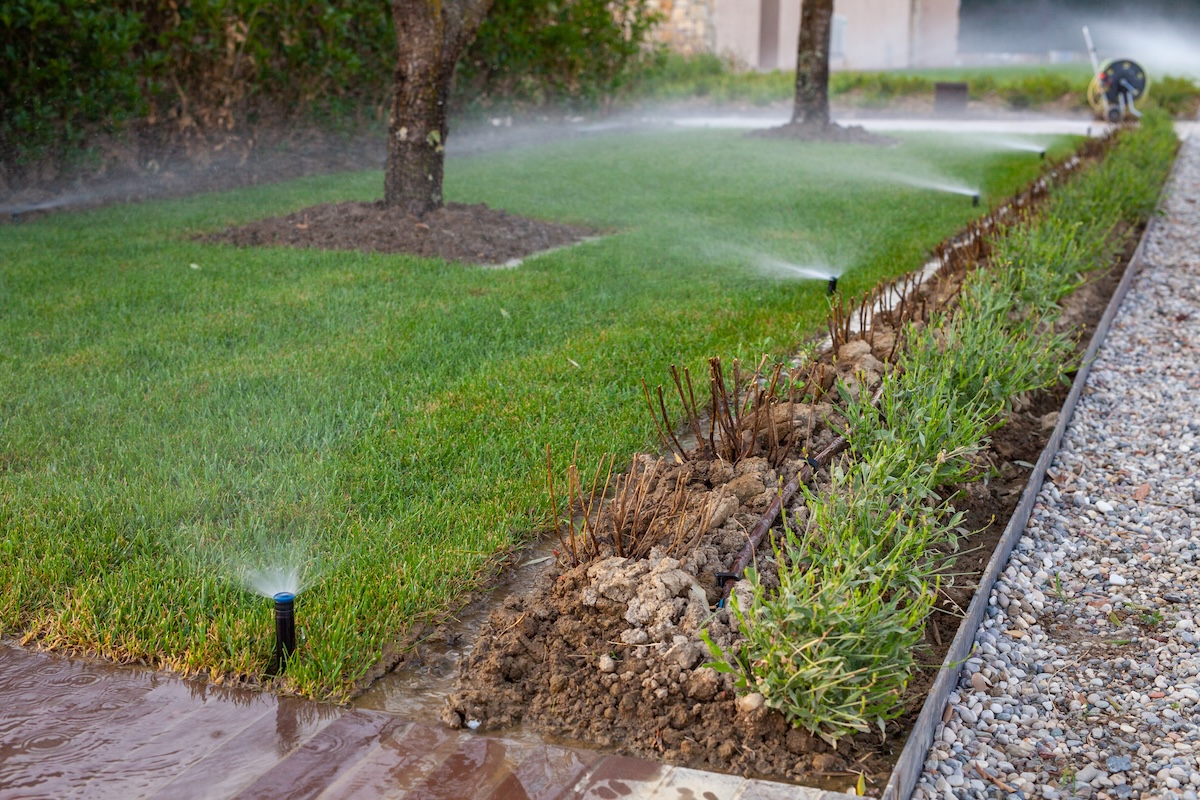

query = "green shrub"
[0, 0, 145, 168]
[458, 0, 664, 110]
[996, 72, 1079, 109]
[0, 0, 663, 176]
[830, 72, 933, 106]
[1143, 75, 1200, 118]
[623, 51, 791, 106]
[708, 485, 944, 744]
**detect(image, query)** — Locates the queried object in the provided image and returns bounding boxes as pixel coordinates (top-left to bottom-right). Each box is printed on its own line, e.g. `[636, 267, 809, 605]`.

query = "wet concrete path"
[0, 644, 839, 799]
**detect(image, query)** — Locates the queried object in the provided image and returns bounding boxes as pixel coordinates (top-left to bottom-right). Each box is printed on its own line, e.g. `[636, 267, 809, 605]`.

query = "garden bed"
[436, 117, 1179, 793]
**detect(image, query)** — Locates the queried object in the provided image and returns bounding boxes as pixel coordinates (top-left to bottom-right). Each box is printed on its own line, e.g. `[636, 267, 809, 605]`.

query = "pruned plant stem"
[719, 385, 885, 601]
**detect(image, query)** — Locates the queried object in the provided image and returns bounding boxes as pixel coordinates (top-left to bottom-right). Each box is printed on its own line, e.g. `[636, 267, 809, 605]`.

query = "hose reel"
[1083, 27, 1148, 123]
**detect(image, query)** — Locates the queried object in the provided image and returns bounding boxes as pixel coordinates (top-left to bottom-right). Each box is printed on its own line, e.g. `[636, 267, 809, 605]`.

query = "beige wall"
[777, 0, 802, 70]
[713, 0, 762, 69]
[911, 0, 960, 67]
[703, 0, 959, 71]
[836, 0, 913, 70]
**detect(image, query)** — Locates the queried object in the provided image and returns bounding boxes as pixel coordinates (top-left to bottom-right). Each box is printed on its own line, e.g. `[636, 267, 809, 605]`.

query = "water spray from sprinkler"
[269, 592, 296, 676]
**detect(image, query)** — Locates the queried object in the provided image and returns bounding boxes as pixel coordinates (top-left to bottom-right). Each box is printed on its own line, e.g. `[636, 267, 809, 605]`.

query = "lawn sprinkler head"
[827, 276, 838, 295]
[271, 592, 296, 675]
[972, 193, 981, 208]
[1039, 150, 1046, 160]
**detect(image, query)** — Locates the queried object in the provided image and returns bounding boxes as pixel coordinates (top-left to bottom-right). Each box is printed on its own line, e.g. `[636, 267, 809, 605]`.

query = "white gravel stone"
[916, 131, 1200, 800]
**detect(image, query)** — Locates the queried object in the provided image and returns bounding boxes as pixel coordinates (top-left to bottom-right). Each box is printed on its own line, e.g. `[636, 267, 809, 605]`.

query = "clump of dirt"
[748, 121, 899, 146]
[201, 200, 594, 265]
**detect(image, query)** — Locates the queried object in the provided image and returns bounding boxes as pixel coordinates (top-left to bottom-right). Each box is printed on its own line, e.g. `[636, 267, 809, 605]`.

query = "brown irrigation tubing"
[717, 433, 849, 600]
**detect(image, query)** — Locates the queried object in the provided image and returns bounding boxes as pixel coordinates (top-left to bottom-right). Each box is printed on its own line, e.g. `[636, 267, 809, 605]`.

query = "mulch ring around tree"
[749, 121, 900, 146]
[201, 201, 595, 265]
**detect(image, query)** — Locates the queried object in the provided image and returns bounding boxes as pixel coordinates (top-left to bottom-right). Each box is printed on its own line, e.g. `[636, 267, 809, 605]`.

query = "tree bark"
[791, 0, 833, 126]
[385, 0, 492, 215]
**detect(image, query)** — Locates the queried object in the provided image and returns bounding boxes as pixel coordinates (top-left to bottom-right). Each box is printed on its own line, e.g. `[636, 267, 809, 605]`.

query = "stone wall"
[648, 0, 716, 55]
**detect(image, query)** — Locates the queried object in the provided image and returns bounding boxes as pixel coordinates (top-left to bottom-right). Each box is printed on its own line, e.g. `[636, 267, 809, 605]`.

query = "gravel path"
[913, 133, 1200, 800]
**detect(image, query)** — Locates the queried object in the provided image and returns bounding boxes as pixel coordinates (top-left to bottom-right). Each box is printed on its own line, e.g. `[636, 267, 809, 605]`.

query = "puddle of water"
[354, 537, 559, 745]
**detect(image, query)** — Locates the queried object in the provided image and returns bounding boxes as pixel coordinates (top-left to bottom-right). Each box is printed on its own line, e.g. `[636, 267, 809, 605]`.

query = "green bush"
[458, 0, 664, 110]
[0, 0, 145, 168]
[830, 72, 933, 106]
[710, 489, 941, 744]
[0, 0, 663, 177]
[1143, 75, 1200, 118]
[626, 52, 792, 105]
[988, 72, 1079, 109]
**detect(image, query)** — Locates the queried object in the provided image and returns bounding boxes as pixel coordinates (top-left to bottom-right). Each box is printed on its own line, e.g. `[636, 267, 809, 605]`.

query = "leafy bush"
[1143, 75, 1200, 119]
[625, 52, 792, 105]
[831, 72, 932, 107]
[711, 489, 941, 744]
[0, 0, 663, 177]
[982, 72, 1080, 109]
[135, 0, 395, 132]
[0, 1, 145, 168]
[458, 0, 664, 111]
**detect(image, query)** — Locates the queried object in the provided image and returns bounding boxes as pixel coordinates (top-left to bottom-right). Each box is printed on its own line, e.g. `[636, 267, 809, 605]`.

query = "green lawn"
[0, 129, 1070, 699]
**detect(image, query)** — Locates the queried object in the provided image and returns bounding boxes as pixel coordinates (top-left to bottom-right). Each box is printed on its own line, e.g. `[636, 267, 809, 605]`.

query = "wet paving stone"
[0, 644, 853, 799]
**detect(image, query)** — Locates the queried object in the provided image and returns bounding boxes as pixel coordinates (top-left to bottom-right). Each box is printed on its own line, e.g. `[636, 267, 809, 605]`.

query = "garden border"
[878, 143, 1173, 800]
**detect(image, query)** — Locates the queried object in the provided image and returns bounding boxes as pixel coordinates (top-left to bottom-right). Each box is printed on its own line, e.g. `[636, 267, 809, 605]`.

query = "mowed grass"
[0, 129, 1068, 699]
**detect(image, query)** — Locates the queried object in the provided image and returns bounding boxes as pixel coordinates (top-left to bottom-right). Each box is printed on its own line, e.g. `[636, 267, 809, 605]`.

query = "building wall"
[665, 0, 960, 71]
[836, 0, 914, 70]
[713, 0, 762, 68]
[911, 0, 960, 67]
[649, 0, 717, 55]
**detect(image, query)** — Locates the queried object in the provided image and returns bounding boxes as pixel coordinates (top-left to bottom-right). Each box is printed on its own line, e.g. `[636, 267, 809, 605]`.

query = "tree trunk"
[385, 0, 491, 215]
[791, 0, 833, 126]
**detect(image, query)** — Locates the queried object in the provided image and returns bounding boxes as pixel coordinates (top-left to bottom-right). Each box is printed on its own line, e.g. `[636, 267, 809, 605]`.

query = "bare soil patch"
[202, 200, 594, 265]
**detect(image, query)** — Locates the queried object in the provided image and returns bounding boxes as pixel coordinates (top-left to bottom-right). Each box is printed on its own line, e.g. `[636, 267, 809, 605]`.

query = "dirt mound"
[202, 200, 593, 265]
[441, 343, 912, 788]
[441, 455, 869, 782]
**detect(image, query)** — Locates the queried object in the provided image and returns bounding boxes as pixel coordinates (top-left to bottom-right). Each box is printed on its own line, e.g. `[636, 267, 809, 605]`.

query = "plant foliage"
[0, 0, 662, 176]
[704, 111, 1178, 744]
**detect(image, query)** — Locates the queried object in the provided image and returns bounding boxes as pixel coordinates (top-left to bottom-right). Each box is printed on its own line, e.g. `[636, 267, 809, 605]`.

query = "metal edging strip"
[880, 141, 1178, 800]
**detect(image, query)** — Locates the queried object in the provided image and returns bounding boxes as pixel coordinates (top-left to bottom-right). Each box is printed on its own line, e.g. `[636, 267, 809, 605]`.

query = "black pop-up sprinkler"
[827, 276, 838, 295]
[972, 193, 981, 207]
[1039, 150, 1046, 159]
[269, 592, 296, 675]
